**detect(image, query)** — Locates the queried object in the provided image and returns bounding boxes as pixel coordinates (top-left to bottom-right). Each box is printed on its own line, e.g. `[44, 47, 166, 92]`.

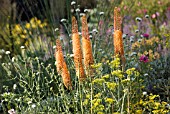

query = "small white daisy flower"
[142, 91, 147, 95]
[20, 46, 25, 49]
[53, 45, 56, 49]
[89, 35, 92, 38]
[5, 51, 10, 55]
[135, 29, 139, 33]
[54, 28, 59, 31]
[13, 84, 17, 90]
[136, 17, 142, 22]
[145, 15, 149, 18]
[138, 39, 142, 42]
[70, 54, 74, 58]
[84, 9, 89, 13]
[12, 57, 15, 62]
[99, 12, 104, 15]
[31, 104, 36, 108]
[80, 13, 85, 17]
[71, 1, 76, 5]
[144, 73, 148, 76]
[60, 19, 67, 23]
[76, 8, 80, 12]
[92, 29, 98, 33]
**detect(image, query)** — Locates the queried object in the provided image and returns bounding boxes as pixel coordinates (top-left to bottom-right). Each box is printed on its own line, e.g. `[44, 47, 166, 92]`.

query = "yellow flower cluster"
[111, 70, 123, 79]
[92, 78, 105, 85]
[101, 74, 110, 79]
[133, 94, 169, 114]
[109, 57, 120, 69]
[12, 17, 48, 46]
[132, 37, 160, 50]
[105, 98, 114, 104]
[138, 50, 160, 61]
[91, 98, 104, 113]
[106, 82, 117, 91]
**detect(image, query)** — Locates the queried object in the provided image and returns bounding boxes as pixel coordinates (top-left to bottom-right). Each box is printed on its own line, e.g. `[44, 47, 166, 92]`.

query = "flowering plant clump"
[139, 55, 149, 63]
[0, 1, 170, 114]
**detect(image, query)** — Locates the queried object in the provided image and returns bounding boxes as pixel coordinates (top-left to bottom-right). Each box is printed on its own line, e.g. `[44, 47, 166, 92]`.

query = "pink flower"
[143, 33, 149, 38]
[140, 55, 149, 63]
[156, 12, 160, 16]
[124, 6, 127, 10]
[143, 9, 147, 14]
[168, 7, 170, 11]
[152, 14, 156, 18]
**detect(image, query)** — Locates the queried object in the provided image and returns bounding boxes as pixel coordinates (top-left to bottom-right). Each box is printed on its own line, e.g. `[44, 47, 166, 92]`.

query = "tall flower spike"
[55, 39, 72, 90]
[113, 7, 125, 66]
[72, 16, 86, 81]
[81, 15, 94, 76]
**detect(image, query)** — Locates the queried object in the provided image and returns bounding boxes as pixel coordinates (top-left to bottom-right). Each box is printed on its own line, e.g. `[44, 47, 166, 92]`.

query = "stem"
[127, 87, 130, 114]
[121, 92, 126, 114]
[90, 77, 93, 114]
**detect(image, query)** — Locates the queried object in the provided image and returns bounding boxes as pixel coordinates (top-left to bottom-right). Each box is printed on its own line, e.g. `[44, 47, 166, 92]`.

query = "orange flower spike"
[113, 7, 125, 65]
[72, 16, 86, 81]
[55, 39, 64, 74]
[62, 62, 72, 90]
[55, 39, 72, 89]
[81, 15, 94, 75]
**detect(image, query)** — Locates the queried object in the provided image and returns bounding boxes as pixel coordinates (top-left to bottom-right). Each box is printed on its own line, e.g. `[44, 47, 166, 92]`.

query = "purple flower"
[139, 55, 149, 63]
[143, 33, 149, 38]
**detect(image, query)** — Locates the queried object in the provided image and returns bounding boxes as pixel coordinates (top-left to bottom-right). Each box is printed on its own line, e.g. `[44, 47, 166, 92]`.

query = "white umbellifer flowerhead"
[5, 51, 10, 55]
[143, 91, 147, 95]
[71, 1, 76, 5]
[60, 19, 66, 23]
[20, 46, 25, 49]
[99, 12, 104, 15]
